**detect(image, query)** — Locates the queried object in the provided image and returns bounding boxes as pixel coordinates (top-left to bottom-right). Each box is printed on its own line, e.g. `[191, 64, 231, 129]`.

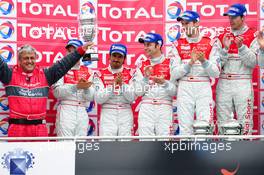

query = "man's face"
[19, 51, 36, 73]
[181, 20, 199, 37]
[66, 45, 77, 55]
[110, 52, 125, 69]
[228, 16, 244, 30]
[143, 42, 160, 57]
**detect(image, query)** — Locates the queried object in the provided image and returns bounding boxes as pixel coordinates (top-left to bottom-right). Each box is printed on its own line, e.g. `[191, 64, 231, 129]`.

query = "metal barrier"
[1, 135, 264, 141]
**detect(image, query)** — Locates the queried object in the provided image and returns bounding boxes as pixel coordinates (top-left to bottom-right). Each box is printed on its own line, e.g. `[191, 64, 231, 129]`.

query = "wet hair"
[18, 45, 37, 60]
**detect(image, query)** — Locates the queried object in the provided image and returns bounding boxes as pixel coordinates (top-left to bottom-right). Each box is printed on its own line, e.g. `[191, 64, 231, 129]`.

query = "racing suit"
[94, 66, 136, 137]
[0, 47, 86, 137]
[53, 65, 94, 136]
[170, 35, 220, 135]
[134, 55, 177, 136]
[216, 25, 259, 135]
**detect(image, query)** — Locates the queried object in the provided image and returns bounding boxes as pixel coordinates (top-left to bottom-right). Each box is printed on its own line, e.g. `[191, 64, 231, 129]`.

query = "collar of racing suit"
[108, 65, 123, 74]
[231, 25, 249, 36]
[150, 54, 165, 65]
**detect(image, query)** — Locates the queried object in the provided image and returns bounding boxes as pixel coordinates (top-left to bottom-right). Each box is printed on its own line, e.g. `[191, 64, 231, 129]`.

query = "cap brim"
[223, 12, 239, 16]
[176, 16, 194, 22]
[111, 51, 125, 56]
[65, 44, 78, 49]
[138, 38, 145, 43]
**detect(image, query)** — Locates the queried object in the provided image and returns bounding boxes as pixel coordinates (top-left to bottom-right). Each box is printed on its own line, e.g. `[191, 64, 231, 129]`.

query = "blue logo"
[174, 125, 180, 135]
[0, 45, 15, 63]
[0, 0, 14, 15]
[0, 96, 9, 111]
[167, 24, 181, 42]
[87, 118, 96, 136]
[0, 21, 15, 39]
[86, 101, 94, 113]
[1, 149, 35, 175]
[261, 74, 264, 84]
[167, 1, 183, 19]
[0, 117, 8, 135]
[81, 1, 96, 15]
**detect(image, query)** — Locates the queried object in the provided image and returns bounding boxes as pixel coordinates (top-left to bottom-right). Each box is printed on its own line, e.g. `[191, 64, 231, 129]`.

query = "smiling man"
[94, 44, 136, 139]
[0, 43, 92, 137]
[134, 33, 177, 137]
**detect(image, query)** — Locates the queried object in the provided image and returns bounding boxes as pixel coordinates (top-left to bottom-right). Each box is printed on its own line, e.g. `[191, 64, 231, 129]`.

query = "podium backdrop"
[0, 0, 264, 136]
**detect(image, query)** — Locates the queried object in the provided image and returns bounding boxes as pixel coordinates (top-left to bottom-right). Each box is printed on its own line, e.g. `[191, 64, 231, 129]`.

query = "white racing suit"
[134, 55, 177, 136]
[215, 25, 260, 135]
[94, 66, 136, 137]
[170, 35, 220, 135]
[53, 65, 94, 136]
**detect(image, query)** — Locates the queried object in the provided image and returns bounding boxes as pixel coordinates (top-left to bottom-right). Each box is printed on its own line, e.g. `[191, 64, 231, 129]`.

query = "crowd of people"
[1, 3, 264, 138]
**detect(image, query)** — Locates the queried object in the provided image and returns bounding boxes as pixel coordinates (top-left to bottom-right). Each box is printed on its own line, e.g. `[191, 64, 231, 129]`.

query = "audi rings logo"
[0, 0, 14, 15]
[167, 1, 183, 19]
[81, 1, 96, 15]
[0, 21, 14, 39]
[167, 24, 181, 42]
[0, 45, 14, 63]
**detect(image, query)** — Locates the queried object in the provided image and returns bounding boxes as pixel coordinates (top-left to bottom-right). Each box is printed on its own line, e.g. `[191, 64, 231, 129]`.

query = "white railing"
[1, 135, 264, 141]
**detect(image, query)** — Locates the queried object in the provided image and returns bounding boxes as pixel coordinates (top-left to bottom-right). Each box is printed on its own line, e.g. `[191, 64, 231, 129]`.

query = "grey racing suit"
[94, 66, 136, 137]
[134, 55, 177, 136]
[53, 65, 94, 136]
[170, 35, 220, 135]
[215, 25, 260, 135]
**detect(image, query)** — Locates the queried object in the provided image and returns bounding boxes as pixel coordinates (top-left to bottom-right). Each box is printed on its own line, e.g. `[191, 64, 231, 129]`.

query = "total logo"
[0, 117, 8, 136]
[0, 45, 14, 63]
[81, 1, 96, 15]
[0, 0, 14, 15]
[0, 21, 14, 39]
[167, 1, 184, 19]
[0, 95, 9, 112]
[167, 24, 181, 42]
[1, 148, 35, 175]
[186, 3, 256, 17]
